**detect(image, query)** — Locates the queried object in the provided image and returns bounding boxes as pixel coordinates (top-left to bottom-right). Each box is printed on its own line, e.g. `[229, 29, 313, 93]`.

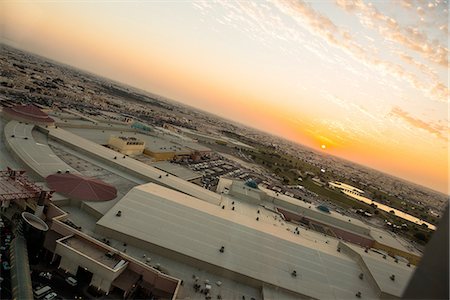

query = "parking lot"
[176, 154, 256, 191]
[0, 215, 13, 300]
[30, 264, 123, 300]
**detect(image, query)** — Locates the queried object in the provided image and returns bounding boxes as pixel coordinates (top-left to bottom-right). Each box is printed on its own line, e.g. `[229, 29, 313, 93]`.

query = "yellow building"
[108, 136, 145, 156]
[143, 149, 176, 161]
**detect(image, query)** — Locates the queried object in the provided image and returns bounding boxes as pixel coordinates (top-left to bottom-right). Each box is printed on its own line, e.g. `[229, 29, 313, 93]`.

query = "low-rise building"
[108, 136, 145, 156]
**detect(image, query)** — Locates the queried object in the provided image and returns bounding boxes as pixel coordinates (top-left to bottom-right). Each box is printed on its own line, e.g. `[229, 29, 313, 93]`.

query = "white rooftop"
[96, 183, 380, 299]
[370, 227, 421, 255]
[62, 128, 191, 153]
[45, 126, 221, 205]
[259, 185, 371, 232]
[151, 161, 202, 181]
[343, 243, 415, 297]
[4, 121, 78, 178]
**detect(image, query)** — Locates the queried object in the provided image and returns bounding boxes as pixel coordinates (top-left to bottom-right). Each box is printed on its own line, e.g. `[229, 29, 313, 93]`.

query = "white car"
[39, 272, 52, 280]
[66, 276, 78, 286]
[44, 292, 57, 300]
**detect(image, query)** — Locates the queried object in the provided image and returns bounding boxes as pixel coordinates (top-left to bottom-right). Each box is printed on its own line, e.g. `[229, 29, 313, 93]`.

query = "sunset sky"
[1, 1, 448, 193]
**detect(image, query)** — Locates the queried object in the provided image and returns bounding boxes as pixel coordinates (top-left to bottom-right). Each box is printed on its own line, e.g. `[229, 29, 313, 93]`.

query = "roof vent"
[390, 274, 395, 281]
[356, 291, 361, 298]
[116, 210, 122, 217]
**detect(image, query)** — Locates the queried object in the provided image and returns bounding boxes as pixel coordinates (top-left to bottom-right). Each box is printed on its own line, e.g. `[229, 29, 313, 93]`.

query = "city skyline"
[1, 0, 448, 194]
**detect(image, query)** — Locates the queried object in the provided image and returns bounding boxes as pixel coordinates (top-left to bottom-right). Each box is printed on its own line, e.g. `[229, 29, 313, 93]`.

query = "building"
[2, 104, 55, 126]
[21, 212, 49, 264]
[95, 183, 415, 299]
[0, 168, 52, 212]
[151, 161, 203, 184]
[173, 126, 254, 150]
[0, 113, 420, 299]
[329, 181, 365, 196]
[224, 181, 422, 264]
[370, 228, 421, 265]
[43, 203, 181, 299]
[108, 136, 145, 156]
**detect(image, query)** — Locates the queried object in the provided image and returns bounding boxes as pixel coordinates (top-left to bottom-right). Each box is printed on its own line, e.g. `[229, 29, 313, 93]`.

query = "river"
[342, 191, 436, 230]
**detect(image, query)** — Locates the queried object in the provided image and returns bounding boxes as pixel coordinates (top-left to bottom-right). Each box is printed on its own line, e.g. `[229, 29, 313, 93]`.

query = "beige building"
[45, 203, 180, 299]
[108, 136, 145, 156]
[95, 183, 415, 299]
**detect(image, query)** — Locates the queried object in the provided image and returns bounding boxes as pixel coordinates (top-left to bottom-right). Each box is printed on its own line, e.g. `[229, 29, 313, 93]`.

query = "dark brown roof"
[112, 269, 140, 291]
[46, 173, 117, 201]
[4, 104, 54, 124]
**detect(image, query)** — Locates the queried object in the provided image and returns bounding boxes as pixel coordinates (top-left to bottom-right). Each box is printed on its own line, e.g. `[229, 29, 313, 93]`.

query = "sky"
[1, 0, 449, 194]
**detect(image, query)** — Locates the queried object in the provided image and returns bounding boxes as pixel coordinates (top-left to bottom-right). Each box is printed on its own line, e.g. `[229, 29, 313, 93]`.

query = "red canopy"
[46, 173, 117, 201]
[4, 104, 54, 124]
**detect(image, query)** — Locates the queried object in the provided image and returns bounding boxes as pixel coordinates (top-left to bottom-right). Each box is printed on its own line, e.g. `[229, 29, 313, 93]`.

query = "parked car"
[65, 276, 78, 286]
[39, 272, 52, 280]
[44, 292, 57, 300]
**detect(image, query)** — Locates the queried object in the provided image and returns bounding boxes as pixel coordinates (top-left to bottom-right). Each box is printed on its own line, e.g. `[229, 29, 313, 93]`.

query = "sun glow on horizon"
[1, 1, 448, 194]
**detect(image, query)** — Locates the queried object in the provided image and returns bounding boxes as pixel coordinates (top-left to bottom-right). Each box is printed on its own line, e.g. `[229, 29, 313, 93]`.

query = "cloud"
[272, 0, 448, 102]
[397, 52, 438, 79]
[193, 0, 448, 102]
[322, 91, 380, 121]
[389, 106, 448, 141]
[335, 0, 449, 67]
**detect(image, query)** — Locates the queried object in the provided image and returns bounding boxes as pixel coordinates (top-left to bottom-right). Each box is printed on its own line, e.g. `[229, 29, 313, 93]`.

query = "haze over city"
[2, 0, 448, 194]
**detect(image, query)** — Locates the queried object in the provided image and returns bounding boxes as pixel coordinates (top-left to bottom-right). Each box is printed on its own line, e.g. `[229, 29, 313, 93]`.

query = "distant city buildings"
[0, 45, 444, 300]
[329, 181, 365, 196]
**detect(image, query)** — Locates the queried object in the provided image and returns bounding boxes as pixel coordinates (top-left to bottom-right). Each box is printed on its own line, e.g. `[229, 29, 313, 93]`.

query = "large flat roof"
[58, 235, 123, 269]
[45, 127, 221, 205]
[96, 183, 379, 299]
[151, 161, 202, 181]
[343, 243, 415, 297]
[4, 121, 78, 178]
[370, 227, 421, 255]
[259, 185, 370, 230]
[63, 128, 192, 154]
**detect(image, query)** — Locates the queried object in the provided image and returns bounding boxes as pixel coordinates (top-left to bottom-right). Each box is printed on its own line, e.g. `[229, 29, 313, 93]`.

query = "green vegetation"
[378, 209, 434, 245]
[241, 145, 435, 245]
[243, 146, 320, 182]
[368, 188, 436, 226]
[301, 178, 374, 211]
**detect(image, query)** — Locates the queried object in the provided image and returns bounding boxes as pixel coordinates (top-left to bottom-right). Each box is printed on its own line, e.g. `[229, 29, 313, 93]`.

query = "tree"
[414, 232, 428, 243]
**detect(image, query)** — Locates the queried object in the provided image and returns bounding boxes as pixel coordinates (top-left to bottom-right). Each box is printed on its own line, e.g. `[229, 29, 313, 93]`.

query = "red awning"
[46, 173, 117, 201]
[4, 104, 54, 124]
